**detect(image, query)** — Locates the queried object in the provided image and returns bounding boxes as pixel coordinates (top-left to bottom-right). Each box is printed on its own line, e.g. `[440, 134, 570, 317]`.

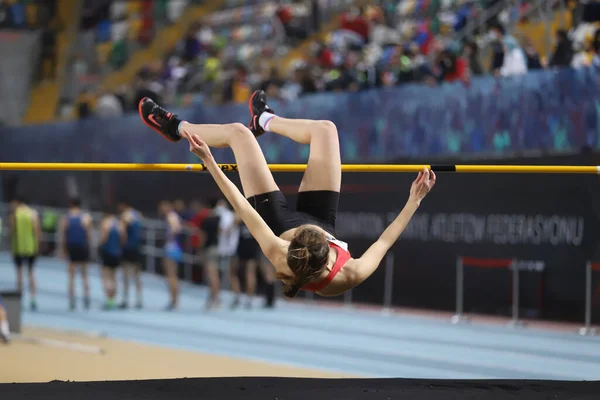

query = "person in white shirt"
[489, 24, 528, 77]
[203, 199, 239, 310]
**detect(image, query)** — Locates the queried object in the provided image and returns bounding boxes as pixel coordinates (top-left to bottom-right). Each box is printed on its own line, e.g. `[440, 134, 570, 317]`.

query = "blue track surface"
[1, 254, 599, 380]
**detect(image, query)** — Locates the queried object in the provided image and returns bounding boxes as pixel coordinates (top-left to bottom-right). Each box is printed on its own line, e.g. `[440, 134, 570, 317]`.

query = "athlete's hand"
[187, 133, 213, 162]
[409, 168, 436, 205]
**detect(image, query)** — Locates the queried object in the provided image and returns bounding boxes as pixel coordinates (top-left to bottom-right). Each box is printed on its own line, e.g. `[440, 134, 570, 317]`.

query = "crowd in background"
[70, 0, 600, 121]
[0, 0, 63, 83]
[2, 0, 599, 121]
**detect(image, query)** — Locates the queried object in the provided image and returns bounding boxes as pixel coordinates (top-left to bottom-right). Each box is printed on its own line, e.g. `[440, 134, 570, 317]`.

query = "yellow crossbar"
[0, 163, 598, 174]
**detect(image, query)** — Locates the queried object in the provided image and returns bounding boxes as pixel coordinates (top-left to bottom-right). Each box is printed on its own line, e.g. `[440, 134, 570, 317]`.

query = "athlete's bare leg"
[267, 117, 341, 192]
[140, 98, 279, 198]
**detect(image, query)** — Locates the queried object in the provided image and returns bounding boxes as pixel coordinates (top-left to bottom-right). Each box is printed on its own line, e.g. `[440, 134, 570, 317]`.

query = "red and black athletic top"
[302, 240, 352, 293]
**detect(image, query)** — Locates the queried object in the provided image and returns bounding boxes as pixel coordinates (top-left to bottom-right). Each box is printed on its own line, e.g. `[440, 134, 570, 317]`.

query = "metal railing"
[580, 261, 600, 336]
[452, 256, 546, 328]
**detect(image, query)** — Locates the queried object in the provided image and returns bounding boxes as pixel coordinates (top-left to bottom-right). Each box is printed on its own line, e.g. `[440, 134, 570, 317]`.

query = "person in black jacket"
[550, 29, 573, 68]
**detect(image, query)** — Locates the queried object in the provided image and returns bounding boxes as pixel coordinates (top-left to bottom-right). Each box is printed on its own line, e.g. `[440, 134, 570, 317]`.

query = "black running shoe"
[138, 97, 182, 142]
[247, 90, 275, 137]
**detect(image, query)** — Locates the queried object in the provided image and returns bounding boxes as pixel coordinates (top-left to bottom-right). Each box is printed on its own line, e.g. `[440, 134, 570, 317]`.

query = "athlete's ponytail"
[282, 226, 330, 298]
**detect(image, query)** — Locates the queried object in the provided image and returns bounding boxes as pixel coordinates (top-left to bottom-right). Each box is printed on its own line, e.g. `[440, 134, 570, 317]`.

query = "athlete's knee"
[226, 123, 254, 141]
[315, 120, 338, 139]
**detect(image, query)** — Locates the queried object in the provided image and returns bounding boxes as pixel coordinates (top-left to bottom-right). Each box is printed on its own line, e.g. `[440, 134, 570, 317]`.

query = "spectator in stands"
[436, 48, 467, 83]
[78, 88, 95, 119]
[489, 23, 527, 77]
[550, 29, 574, 68]
[326, 54, 360, 92]
[201, 46, 221, 91]
[95, 89, 124, 118]
[277, 2, 302, 42]
[572, 35, 595, 68]
[222, 64, 251, 104]
[463, 41, 483, 76]
[523, 37, 543, 70]
[258, 66, 282, 99]
[338, 6, 370, 48]
[196, 23, 213, 49]
[280, 65, 317, 101]
[181, 24, 201, 63]
[133, 66, 163, 107]
[5, 0, 26, 29]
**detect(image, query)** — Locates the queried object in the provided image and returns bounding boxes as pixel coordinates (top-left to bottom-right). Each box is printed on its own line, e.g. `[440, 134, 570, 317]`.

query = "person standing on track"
[215, 199, 238, 302]
[99, 209, 126, 310]
[159, 201, 183, 310]
[230, 216, 277, 309]
[60, 198, 93, 310]
[10, 196, 40, 311]
[118, 201, 143, 309]
[200, 199, 222, 310]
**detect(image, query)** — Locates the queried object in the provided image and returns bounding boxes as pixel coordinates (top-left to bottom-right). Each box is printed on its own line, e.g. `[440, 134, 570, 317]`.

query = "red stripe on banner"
[591, 263, 600, 272]
[461, 257, 512, 269]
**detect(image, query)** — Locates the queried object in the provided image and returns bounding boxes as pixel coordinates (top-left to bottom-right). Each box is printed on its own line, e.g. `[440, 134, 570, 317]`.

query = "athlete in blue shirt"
[118, 201, 143, 309]
[99, 210, 126, 310]
[60, 198, 93, 310]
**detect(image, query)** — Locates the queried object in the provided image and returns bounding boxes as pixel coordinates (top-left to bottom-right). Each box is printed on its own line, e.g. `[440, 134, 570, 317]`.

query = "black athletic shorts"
[67, 245, 89, 263]
[101, 252, 121, 269]
[247, 190, 339, 237]
[122, 248, 141, 263]
[13, 254, 36, 269]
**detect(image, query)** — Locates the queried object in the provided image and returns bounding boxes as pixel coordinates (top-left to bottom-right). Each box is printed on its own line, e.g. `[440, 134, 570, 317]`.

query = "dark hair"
[489, 23, 505, 36]
[69, 197, 81, 207]
[280, 226, 330, 298]
[14, 194, 26, 204]
[208, 196, 220, 209]
[465, 40, 478, 54]
[556, 29, 568, 41]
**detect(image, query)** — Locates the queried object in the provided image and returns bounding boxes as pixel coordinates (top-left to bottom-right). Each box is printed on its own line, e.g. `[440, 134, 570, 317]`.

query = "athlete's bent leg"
[139, 99, 278, 198]
[250, 91, 341, 192]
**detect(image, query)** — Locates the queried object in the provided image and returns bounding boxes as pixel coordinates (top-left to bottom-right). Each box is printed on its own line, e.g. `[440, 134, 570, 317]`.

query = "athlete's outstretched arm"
[186, 134, 287, 260]
[346, 169, 436, 287]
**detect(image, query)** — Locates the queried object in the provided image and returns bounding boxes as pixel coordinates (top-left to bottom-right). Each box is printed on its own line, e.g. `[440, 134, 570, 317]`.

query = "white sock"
[1, 320, 9, 337]
[258, 112, 276, 131]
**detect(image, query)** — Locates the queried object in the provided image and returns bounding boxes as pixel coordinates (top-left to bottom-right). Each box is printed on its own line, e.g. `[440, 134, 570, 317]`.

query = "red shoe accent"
[248, 90, 258, 117]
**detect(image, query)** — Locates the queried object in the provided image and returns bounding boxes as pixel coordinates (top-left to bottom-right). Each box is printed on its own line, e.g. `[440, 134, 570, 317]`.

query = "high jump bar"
[0, 163, 599, 174]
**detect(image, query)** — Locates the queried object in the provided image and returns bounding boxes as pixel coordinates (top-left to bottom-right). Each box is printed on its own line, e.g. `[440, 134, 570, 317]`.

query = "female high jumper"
[139, 91, 436, 297]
